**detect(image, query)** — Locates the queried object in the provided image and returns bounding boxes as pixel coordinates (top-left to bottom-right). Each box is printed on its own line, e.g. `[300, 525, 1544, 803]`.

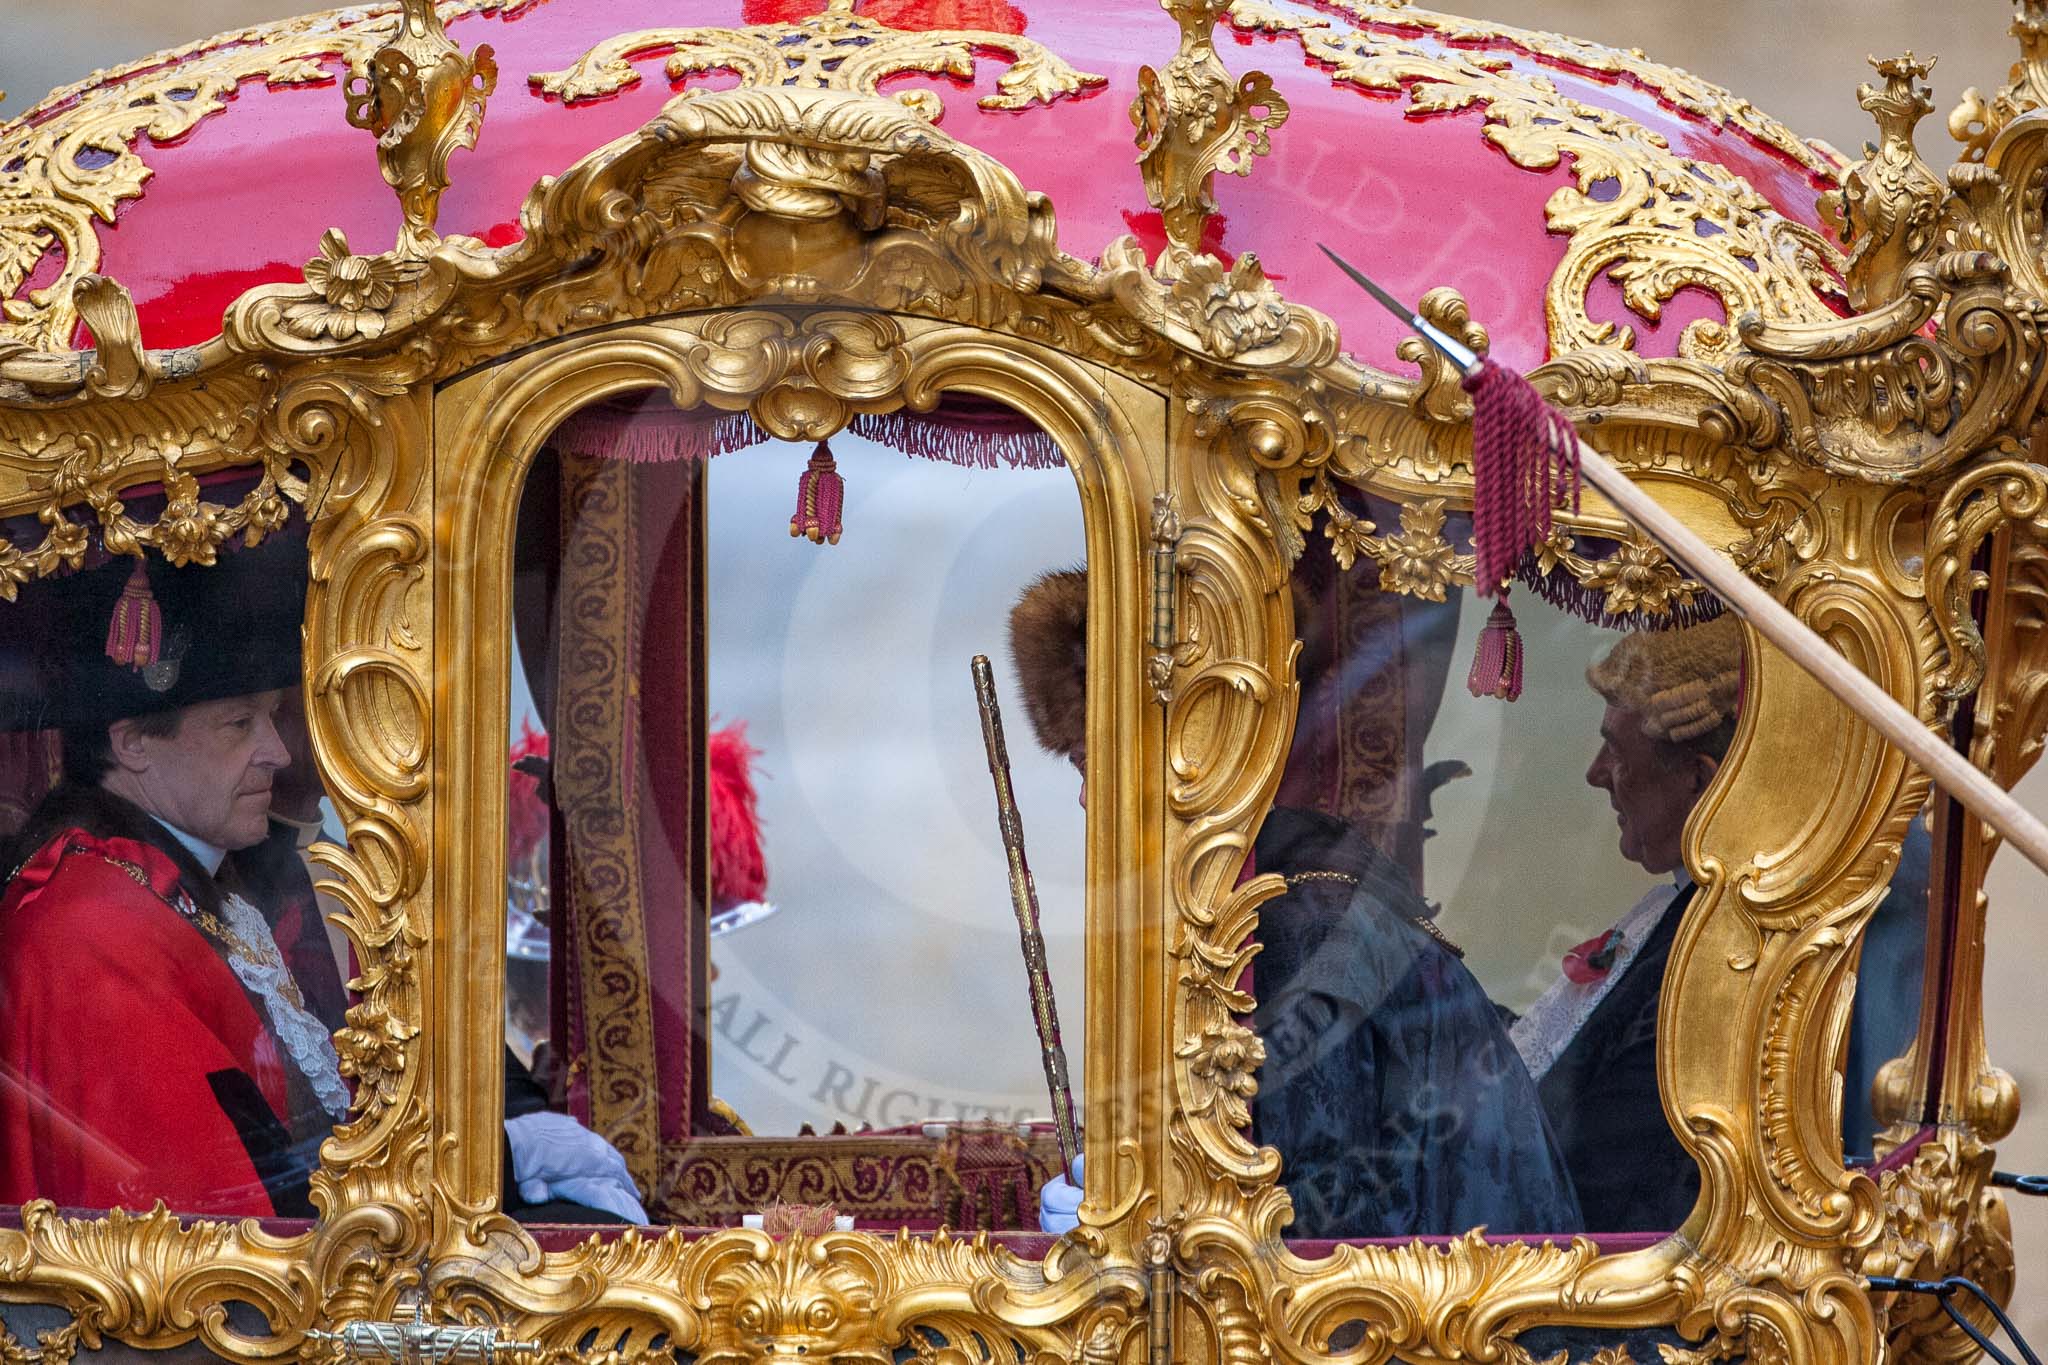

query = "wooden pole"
[1571, 436, 2048, 879]
[1309, 248, 2048, 879]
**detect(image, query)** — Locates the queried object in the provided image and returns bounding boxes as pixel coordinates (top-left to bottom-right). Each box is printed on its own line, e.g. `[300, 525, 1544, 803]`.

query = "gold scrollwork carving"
[1862, 1133, 2016, 1365]
[1132, 0, 1289, 258]
[1924, 454, 2048, 700]
[1228, 0, 1844, 362]
[529, 0, 1104, 121]
[1823, 57, 1949, 314]
[1950, 0, 2048, 163]
[1702, 38, 2048, 486]
[0, 10, 2037, 1364]
[343, 0, 498, 257]
[0, 2, 522, 350]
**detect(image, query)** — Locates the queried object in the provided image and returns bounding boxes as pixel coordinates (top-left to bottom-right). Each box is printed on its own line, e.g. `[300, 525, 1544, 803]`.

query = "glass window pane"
[0, 504, 342, 1217]
[501, 399, 1085, 1229]
[1258, 510, 1736, 1239]
[1843, 805, 1933, 1161]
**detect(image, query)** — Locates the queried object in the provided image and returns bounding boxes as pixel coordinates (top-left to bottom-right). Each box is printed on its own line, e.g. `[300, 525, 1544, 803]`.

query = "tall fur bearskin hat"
[1008, 568, 1088, 763]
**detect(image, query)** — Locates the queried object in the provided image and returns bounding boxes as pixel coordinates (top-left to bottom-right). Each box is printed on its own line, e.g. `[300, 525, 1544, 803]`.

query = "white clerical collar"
[151, 816, 227, 876]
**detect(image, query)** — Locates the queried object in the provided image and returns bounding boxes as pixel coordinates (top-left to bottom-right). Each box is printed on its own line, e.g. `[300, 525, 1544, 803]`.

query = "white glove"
[504, 1111, 649, 1224]
[1038, 1155, 1083, 1235]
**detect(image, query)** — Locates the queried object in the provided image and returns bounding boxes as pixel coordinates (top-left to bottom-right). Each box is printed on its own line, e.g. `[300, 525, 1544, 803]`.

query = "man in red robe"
[0, 540, 343, 1216]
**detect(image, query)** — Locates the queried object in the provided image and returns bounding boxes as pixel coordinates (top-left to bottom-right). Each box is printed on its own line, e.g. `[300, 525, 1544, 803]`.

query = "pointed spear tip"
[1316, 242, 1415, 325]
[1318, 242, 1484, 377]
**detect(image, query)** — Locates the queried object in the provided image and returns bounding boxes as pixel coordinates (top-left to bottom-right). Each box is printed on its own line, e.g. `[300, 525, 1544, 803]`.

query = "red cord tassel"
[789, 440, 844, 545]
[1466, 594, 1524, 702]
[1460, 359, 1581, 597]
[104, 559, 163, 669]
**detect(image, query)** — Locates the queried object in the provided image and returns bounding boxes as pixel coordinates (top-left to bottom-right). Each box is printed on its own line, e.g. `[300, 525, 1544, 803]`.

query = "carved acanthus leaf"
[1230, 0, 1844, 363]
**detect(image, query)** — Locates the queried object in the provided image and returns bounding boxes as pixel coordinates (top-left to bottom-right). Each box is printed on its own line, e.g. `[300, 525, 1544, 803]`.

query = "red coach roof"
[1, 0, 1845, 373]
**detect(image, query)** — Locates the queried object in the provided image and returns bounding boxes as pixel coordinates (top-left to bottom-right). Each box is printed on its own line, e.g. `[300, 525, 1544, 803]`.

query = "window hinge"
[1148, 492, 1183, 706]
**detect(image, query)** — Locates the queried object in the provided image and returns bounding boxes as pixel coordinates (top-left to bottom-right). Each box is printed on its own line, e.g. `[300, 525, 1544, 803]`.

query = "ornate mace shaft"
[971, 654, 1081, 1175]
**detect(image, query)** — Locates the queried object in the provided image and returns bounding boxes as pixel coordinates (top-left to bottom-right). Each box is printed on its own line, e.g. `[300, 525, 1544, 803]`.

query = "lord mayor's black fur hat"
[16, 531, 308, 733]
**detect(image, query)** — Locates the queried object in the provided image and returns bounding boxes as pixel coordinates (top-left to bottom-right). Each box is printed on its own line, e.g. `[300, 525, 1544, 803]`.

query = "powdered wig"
[1008, 568, 1089, 763]
[1586, 613, 1743, 762]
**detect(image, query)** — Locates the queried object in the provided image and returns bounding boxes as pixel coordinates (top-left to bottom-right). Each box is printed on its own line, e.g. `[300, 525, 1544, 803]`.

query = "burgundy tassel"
[1461, 359, 1581, 597]
[105, 559, 162, 669]
[789, 441, 844, 545]
[1466, 593, 1524, 702]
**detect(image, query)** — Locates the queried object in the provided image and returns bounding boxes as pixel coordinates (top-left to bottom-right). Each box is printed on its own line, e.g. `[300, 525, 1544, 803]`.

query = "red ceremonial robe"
[0, 811, 295, 1215]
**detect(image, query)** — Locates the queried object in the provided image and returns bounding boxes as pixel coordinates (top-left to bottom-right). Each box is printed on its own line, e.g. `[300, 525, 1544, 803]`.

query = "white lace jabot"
[212, 891, 353, 1121]
[1510, 879, 1687, 1084]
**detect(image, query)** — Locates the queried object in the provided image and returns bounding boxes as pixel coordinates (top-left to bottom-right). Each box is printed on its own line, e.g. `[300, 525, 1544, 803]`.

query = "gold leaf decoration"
[528, 0, 1103, 119]
[0, 3, 522, 350]
[1227, 0, 1845, 361]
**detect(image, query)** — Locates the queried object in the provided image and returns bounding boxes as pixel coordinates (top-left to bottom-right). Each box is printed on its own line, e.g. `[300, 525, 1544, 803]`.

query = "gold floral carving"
[1294, 465, 1710, 617]
[1863, 1133, 2016, 1365]
[0, 1313, 89, 1365]
[529, 0, 1104, 123]
[0, 2, 520, 351]
[430, 1225, 1145, 1365]
[1227, 0, 1845, 362]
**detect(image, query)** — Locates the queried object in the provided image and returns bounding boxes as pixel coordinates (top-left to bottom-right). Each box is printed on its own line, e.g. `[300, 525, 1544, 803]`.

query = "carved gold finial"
[342, 0, 497, 257]
[1132, 0, 1288, 259]
[1819, 54, 1946, 311]
[1952, 0, 2048, 161]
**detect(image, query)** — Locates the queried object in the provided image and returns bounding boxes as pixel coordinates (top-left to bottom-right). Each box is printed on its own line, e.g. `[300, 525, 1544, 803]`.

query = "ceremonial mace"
[1321, 244, 2048, 880]
[971, 655, 1082, 1176]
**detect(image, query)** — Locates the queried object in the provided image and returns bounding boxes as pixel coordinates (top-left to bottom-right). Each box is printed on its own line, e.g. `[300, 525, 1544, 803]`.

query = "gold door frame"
[0, 23, 2038, 1365]
[425, 309, 1168, 1241]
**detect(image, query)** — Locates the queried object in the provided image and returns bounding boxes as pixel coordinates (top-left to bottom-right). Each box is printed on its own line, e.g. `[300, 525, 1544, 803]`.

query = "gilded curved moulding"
[420, 306, 1163, 1355]
[0, 11, 2036, 1365]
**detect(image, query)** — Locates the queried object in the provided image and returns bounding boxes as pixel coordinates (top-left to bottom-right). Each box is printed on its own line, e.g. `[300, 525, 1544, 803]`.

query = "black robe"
[1534, 886, 1699, 1232]
[1251, 808, 1582, 1238]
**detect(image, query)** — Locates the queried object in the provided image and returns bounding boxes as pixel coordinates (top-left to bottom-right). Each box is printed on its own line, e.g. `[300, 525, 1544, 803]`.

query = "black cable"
[1865, 1275, 2039, 1365]
[1993, 1170, 2048, 1197]
[1954, 1278, 2043, 1365]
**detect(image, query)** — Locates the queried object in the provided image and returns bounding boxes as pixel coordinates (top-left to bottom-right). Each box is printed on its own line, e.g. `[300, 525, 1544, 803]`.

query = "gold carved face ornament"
[697, 1236, 890, 1365]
